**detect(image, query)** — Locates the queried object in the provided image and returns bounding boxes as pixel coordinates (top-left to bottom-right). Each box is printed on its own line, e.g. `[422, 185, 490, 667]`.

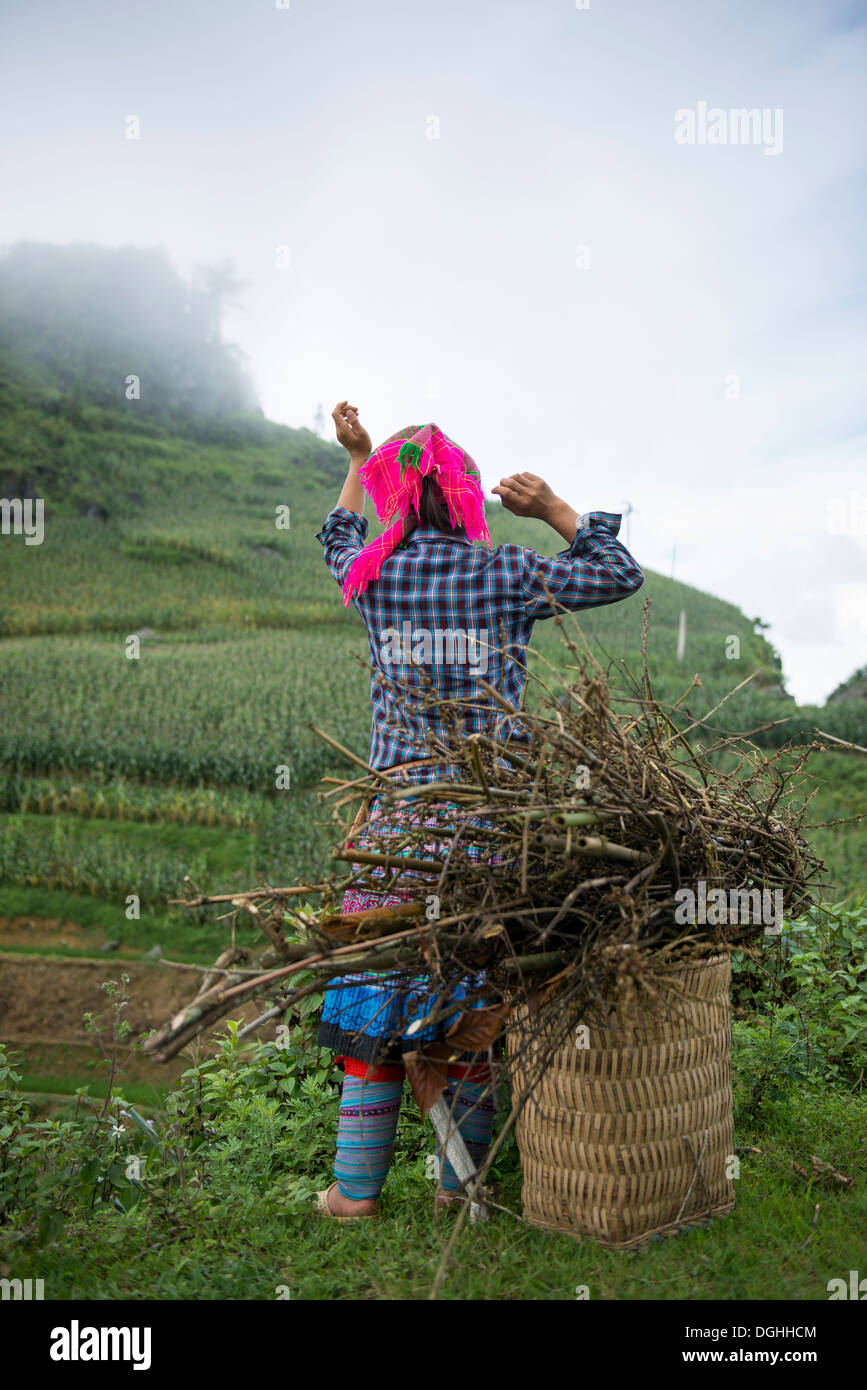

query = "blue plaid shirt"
[316, 506, 644, 787]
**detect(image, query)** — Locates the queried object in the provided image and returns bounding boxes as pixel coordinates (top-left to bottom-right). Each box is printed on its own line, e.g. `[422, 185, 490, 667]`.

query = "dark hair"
[417, 474, 466, 535]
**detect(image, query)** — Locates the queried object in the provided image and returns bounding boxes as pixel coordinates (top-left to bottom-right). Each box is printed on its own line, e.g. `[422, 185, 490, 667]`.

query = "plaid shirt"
[316, 506, 644, 787]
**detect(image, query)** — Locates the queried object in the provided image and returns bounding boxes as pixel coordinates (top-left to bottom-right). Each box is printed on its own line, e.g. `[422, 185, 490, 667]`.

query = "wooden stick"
[307, 724, 395, 783]
[814, 728, 867, 756]
[428, 1098, 488, 1224]
[331, 847, 444, 873]
[532, 833, 651, 865]
[169, 881, 334, 907]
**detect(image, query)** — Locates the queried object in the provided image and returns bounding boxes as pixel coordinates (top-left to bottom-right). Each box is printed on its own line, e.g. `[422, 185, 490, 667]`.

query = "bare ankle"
[328, 1184, 379, 1216]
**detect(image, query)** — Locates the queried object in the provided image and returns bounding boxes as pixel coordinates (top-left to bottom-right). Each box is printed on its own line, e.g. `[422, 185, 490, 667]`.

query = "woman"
[314, 401, 644, 1219]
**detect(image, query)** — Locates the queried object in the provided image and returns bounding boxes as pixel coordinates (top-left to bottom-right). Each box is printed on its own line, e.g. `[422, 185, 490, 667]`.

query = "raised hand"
[492, 472, 559, 520]
[332, 400, 373, 460]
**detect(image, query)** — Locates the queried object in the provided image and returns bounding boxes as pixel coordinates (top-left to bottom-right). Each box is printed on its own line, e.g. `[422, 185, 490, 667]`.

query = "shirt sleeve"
[315, 505, 369, 590]
[516, 511, 644, 620]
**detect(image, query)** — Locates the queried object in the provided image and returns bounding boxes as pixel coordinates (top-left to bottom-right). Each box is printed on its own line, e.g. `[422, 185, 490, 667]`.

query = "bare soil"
[0, 913, 106, 953]
[0, 916, 274, 1088]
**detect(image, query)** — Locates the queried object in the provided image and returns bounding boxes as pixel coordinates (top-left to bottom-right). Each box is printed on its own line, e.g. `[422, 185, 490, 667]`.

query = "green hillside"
[828, 663, 867, 704]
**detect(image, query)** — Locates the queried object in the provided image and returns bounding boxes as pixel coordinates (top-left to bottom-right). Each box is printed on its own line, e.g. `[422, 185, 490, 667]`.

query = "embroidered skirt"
[318, 797, 504, 1066]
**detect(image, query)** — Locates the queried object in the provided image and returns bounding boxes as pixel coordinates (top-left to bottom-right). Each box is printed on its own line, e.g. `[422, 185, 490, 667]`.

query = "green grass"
[0, 885, 227, 962]
[20, 1075, 170, 1112]
[5, 1083, 864, 1301]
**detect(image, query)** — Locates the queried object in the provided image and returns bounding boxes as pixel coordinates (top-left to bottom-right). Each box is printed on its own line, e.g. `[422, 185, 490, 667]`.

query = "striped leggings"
[333, 1059, 497, 1201]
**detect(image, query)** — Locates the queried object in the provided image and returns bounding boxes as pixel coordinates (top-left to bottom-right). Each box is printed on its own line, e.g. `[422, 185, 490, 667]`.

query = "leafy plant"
[731, 896, 867, 1104]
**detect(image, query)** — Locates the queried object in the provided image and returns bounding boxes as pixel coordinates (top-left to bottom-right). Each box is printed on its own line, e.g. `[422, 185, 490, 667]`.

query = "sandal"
[315, 1182, 379, 1222]
[436, 1191, 461, 1209]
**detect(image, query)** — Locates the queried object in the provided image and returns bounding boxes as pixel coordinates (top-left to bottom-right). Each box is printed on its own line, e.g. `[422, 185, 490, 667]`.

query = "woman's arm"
[493, 471, 644, 619]
[492, 472, 578, 542]
[332, 400, 372, 512]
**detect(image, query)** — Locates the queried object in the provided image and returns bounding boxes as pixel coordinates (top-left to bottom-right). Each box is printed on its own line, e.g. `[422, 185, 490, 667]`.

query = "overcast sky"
[2, 0, 865, 703]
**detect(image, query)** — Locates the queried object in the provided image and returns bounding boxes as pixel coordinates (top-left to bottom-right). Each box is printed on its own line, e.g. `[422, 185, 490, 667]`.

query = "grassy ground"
[4, 1077, 864, 1301]
[0, 886, 229, 963]
[19, 1075, 171, 1114]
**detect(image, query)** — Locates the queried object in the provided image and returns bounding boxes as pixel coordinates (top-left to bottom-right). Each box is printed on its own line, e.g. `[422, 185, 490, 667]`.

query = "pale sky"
[2, 0, 865, 703]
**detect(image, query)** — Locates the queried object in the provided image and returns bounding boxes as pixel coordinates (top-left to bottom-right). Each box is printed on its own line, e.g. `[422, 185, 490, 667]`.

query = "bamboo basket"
[506, 952, 735, 1249]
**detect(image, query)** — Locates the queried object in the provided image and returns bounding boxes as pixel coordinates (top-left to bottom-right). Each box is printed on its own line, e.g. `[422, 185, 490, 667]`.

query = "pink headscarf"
[341, 422, 491, 605]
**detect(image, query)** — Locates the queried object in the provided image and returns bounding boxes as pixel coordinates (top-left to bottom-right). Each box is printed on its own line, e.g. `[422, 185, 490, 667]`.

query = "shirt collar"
[404, 525, 471, 547]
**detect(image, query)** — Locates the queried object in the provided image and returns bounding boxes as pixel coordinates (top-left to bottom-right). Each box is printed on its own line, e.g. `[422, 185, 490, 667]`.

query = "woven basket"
[506, 952, 735, 1249]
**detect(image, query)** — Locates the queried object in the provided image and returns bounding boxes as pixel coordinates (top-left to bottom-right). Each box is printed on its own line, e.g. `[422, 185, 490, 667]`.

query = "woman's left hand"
[333, 401, 373, 460]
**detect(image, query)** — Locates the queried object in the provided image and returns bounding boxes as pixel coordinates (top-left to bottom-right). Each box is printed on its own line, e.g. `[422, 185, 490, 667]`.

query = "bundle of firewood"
[143, 610, 825, 1065]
